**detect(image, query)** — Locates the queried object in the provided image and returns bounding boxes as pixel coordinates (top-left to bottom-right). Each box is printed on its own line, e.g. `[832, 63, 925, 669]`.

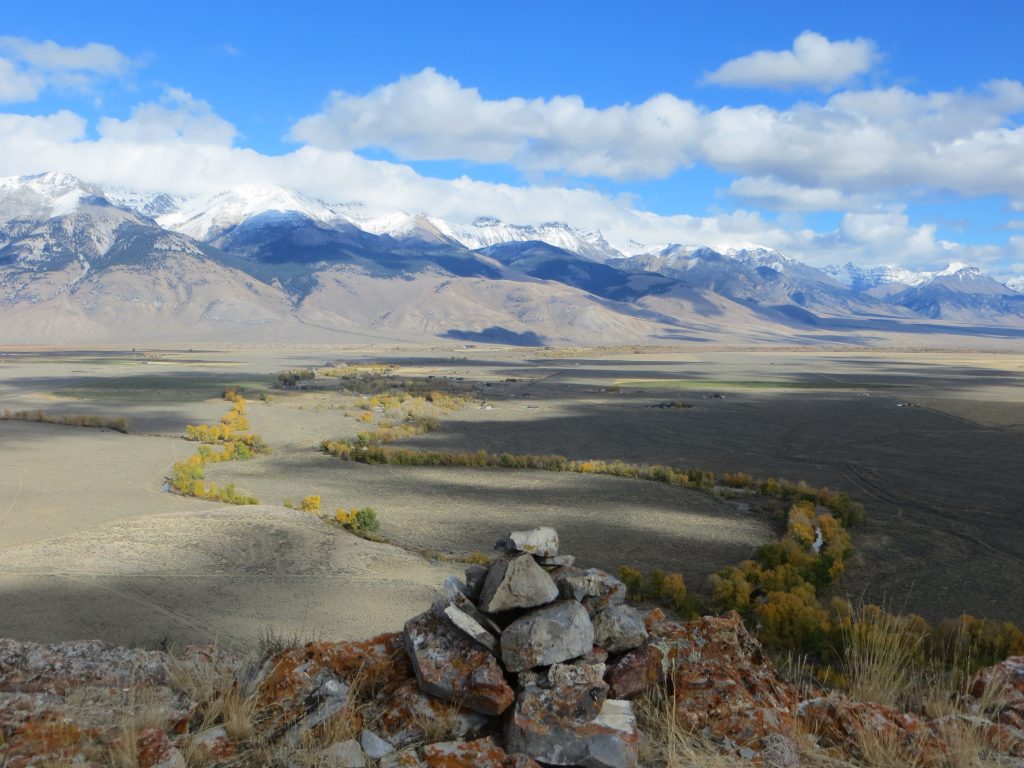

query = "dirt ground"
[1, 345, 1023, 647]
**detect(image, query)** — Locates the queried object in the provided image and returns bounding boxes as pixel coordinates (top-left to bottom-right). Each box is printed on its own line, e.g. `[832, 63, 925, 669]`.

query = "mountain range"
[1, 171, 1022, 346]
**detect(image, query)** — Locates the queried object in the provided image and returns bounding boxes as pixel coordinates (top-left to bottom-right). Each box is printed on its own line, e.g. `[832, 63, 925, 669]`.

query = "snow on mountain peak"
[156, 185, 353, 240]
[437, 216, 623, 262]
[0, 171, 104, 222]
[935, 261, 976, 277]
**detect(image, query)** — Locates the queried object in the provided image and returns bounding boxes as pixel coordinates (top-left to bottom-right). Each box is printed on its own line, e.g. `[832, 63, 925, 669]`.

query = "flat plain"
[1, 343, 1022, 649]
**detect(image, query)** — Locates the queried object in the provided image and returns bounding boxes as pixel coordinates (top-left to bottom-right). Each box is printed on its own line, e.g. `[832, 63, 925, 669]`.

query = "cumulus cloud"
[97, 89, 237, 145]
[0, 37, 131, 102]
[727, 176, 881, 212]
[289, 69, 1024, 214]
[698, 81, 1024, 199]
[703, 31, 878, 91]
[0, 58, 44, 102]
[289, 68, 703, 180]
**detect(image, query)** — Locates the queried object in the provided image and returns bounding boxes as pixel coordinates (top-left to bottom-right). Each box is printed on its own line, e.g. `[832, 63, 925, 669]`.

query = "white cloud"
[0, 57, 43, 102]
[289, 68, 703, 180]
[728, 176, 880, 212]
[97, 89, 237, 145]
[0, 37, 131, 102]
[0, 37, 129, 75]
[703, 31, 878, 91]
[289, 69, 1024, 213]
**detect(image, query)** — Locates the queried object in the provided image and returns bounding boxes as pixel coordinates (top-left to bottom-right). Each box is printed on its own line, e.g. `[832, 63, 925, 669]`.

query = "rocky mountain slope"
[2, 172, 1022, 346]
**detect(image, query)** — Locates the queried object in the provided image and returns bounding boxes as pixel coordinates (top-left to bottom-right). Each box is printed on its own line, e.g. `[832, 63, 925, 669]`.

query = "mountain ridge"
[2, 171, 1022, 346]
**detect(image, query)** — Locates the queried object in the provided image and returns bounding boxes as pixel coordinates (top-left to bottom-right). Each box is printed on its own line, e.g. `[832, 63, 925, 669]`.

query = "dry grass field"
[1, 344, 1022, 648]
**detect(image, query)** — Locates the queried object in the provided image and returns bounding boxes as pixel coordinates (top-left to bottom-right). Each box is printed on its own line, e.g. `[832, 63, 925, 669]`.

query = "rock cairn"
[403, 526, 645, 768]
[5, 527, 1024, 767]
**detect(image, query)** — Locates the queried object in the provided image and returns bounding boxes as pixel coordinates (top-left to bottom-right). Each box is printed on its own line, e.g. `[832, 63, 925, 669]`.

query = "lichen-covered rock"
[760, 733, 802, 768]
[478, 554, 559, 613]
[969, 655, 1024, 727]
[606, 642, 665, 699]
[505, 693, 640, 768]
[187, 725, 236, 761]
[518, 660, 609, 722]
[798, 695, 925, 759]
[136, 727, 186, 768]
[664, 613, 798, 745]
[250, 633, 410, 733]
[497, 527, 560, 557]
[593, 605, 647, 654]
[284, 677, 354, 744]
[0, 638, 172, 693]
[422, 737, 543, 767]
[379, 679, 489, 748]
[501, 600, 595, 672]
[403, 609, 515, 716]
[380, 747, 425, 767]
[551, 567, 627, 613]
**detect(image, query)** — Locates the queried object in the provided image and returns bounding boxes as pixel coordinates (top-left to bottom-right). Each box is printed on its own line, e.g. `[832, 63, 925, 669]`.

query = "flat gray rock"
[593, 604, 648, 654]
[553, 567, 627, 612]
[327, 739, 366, 768]
[536, 554, 576, 568]
[500, 600, 594, 672]
[504, 694, 640, 768]
[443, 603, 498, 653]
[478, 554, 559, 613]
[497, 527, 560, 557]
[361, 730, 394, 760]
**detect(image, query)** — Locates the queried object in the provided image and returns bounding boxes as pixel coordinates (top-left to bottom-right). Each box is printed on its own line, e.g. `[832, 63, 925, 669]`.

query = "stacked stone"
[402, 527, 646, 768]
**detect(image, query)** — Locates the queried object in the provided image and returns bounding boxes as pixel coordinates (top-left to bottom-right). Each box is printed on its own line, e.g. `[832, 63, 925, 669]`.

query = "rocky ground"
[2, 528, 1024, 767]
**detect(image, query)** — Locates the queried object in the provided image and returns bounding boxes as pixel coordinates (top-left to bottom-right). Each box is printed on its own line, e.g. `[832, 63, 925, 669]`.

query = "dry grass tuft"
[844, 605, 926, 708]
[634, 684, 750, 767]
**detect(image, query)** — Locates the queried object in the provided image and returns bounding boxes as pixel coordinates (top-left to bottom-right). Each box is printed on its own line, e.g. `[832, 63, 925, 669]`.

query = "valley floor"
[1, 343, 1023, 648]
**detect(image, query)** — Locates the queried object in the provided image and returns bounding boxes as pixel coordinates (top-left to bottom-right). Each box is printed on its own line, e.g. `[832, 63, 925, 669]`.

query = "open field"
[1, 345, 1023, 649]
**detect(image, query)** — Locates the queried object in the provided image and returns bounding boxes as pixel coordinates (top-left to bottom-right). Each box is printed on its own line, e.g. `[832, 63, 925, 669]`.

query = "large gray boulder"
[500, 600, 594, 672]
[478, 554, 559, 613]
[505, 692, 640, 768]
[593, 605, 648, 654]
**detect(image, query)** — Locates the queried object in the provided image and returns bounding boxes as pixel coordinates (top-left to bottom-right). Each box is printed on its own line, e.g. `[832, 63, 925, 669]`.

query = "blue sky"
[2, 1, 1023, 276]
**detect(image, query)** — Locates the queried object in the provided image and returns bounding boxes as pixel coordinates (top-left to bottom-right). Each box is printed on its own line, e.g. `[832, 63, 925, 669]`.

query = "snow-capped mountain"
[889, 263, 1024, 320]
[2, 171, 1024, 344]
[153, 185, 357, 241]
[824, 262, 930, 292]
[0, 172, 107, 225]
[435, 217, 625, 263]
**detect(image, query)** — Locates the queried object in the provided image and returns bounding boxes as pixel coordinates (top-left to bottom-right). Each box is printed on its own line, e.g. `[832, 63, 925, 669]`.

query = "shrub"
[353, 507, 379, 532]
[301, 495, 321, 513]
[618, 566, 645, 598]
[276, 369, 315, 387]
